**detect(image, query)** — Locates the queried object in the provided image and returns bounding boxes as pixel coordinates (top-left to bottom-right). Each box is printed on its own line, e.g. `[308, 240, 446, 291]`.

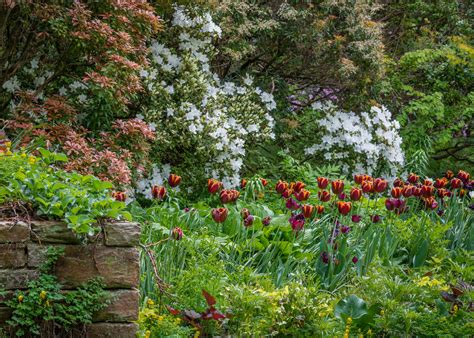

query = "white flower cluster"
[140, 5, 276, 189]
[304, 101, 404, 177]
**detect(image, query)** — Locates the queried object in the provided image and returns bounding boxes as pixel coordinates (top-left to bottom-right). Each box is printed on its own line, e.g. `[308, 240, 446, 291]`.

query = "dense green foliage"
[0, 148, 131, 235]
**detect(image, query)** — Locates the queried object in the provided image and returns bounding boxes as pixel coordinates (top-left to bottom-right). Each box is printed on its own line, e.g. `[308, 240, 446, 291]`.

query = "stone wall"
[0, 220, 141, 338]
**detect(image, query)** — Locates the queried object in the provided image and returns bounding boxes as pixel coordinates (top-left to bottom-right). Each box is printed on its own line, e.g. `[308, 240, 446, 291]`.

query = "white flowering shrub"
[304, 102, 404, 178]
[139, 5, 275, 189]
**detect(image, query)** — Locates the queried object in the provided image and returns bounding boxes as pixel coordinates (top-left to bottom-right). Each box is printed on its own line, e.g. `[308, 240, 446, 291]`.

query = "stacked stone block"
[0, 220, 141, 338]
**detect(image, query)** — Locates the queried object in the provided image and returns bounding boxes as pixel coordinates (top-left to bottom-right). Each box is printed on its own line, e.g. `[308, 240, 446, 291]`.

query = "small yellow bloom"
[194, 330, 200, 338]
[380, 309, 385, 316]
[5, 142, 11, 148]
[18, 295, 24, 302]
[346, 316, 353, 324]
[20, 153, 27, 158]
[145, 330, 151, 338]
[147, 299, 155, 307]
[40, 291, 47, 300]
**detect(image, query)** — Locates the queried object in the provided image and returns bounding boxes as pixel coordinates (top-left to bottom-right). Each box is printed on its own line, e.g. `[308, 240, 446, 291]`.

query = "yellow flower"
[194, 330, 200, 338]
[20, 153, 27, 158]
[40, 291, 47, 300]
[147, 299, 155, 307]
[18, 295, 24, 302]
[5, 142, 11, 148]
[346, 317, 353, 324]
[145, 330, 151, 338]
[380, 309, 385, 316]
[417, 276, 430, 287]
[28, 156, 36, 164]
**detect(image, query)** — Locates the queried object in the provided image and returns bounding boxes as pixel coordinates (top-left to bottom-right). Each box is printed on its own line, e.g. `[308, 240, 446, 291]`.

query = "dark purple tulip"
[352, 256, 358, 264]
[285, 198, 300, 210]
[371, 215, 381, 223]
[289, 213, 305, 231]
[351, 215, 362, 223]
[244, 215, 254, 227]
[262, 216, 271, 226]
[385, 198, 395, 211]
[341, 225, 351, 234]
[184, 207, 191, 212]
[338, 193, 347, 200]
[321, 251, 329, 264]
[437, 209, 445, 216]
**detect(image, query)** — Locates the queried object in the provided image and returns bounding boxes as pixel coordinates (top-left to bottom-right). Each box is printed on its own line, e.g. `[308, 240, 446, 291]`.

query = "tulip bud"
[413, 187, 422, 197]
[151, 185, 167, 200]
[293, 181, 306, 193]
[373, 178, 387, 193]
[289, 213, 305, 232]
[437, 188, 451, 199]
[354, 174, 364, 185]
[276, 180, 289, 194]
[321, 252, 329, 264]
[220, 189, 240, 203]
[423, 178, 433, 186]
[294, 189, 310, 201]
[450, 178, 462, 189]
[260, 178, 268, 186]
[211, 208, 228, 223]
[316, 205, 325, 214]
[302, 204, 315, 218]
[262, 216, 271, 226]
[286, 198, 300, 210]
[393, 178, 404, 187]
[385, 198, 395, 211]
[207, 179, 222, 194]
[337, 201, 352, 215]
[371, 215, 381, 223]
[391, 187, 402, 199]
[112, 191, 126, 202]
[281, 188, 293, 199]
[351, 214, 361, 223]
[318, 190, 331, 202]
[445, 170, 454, 179]
[421, 185, 434, 198]
[240, 179, 247, 189]
[402, 185, 414, 198]
[341, 225, 351, 234]
[331, 180, 344, 194]
[457, 170, 470, 182]
[168, 174, 181, 187]
[241, 208, 250, 219]
[244, 215, 254, 227]
[361, 181, 373, 194]
[350, 187, 362, 201]
[423, 197, 438, 210]
[352, 256, 358, 264]
[172, 227, 183, 240]
[408, 173, 419, 184]
[434, 178, 447, 189]
[317, 177, 329, 189]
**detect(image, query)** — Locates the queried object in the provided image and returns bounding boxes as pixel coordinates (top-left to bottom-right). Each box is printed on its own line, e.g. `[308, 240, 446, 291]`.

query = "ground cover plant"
[1, 0, 473, 337]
